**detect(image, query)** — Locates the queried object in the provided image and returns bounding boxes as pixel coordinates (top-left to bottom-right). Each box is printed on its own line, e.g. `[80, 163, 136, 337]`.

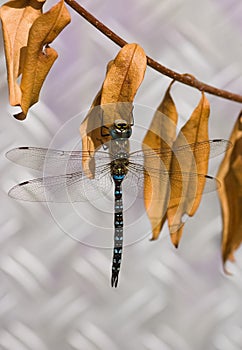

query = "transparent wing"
[123, 162, 220, 200]
[8, 165, 112, 202]
[6, 147, 112, 175]
[130, 139, 231, 164]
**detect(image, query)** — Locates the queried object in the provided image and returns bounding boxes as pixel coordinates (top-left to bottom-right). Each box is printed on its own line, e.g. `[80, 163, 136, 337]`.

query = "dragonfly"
[6, 119, 231, 287]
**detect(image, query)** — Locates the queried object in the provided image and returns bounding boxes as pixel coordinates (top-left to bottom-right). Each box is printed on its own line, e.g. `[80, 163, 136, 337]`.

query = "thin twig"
[65, 0, 242, 104]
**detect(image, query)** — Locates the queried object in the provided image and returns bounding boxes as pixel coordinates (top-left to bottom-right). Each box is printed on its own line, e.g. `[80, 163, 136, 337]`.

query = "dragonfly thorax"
[111, 158, 129, 180]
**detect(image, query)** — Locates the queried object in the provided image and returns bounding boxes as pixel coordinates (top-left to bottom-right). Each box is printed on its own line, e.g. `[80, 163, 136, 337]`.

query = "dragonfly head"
[109, 119, 132, 139]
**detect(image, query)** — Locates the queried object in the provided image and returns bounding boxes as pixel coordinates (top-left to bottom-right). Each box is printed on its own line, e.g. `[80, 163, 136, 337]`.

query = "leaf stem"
[64, 0, 242, 104]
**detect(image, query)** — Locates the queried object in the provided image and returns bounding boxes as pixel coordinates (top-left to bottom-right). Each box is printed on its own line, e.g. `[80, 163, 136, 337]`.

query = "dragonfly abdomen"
[111, 178, 124, 288]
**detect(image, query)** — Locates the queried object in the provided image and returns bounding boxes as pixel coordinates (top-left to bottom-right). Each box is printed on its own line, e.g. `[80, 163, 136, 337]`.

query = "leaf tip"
[170, 225, 184, 248]
[173, 241, 179, 249]
[13, 111, 26, 120]
[171, 235, 180, 248]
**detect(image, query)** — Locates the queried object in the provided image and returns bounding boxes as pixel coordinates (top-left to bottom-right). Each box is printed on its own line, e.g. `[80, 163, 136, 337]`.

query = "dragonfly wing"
[129, 139, 231, 165]
[8, 168, 113, 202]
[125, 162, 220, 199]
[172, 139, 232, 159]
[6, 147, 111, 175]
[123, 163, 170, 199]
[168, 172, 220, 198]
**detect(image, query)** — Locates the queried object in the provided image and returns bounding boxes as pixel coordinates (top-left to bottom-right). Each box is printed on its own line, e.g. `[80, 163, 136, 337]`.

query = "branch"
[64, 0, 242, 104]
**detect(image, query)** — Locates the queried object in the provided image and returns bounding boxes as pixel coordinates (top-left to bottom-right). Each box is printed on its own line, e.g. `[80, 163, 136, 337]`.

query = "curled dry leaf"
[0, 0, 46, 106]
[80, 87, 104, 178]
[80, 43, 146, 176]
[101, 43, 146, 125]
[14, 0, 71, 120]
[217, 112, 242, 270]
[80, 60, 113, 178]
[142, 81, 178, 240]
[167, 92, 210, 247]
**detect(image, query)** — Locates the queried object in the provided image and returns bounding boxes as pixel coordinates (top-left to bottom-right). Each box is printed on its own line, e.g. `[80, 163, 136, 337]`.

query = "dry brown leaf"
[142, 81, 178, 240]
[80, 61, 114, 178]
[15, 0, 71, 120]
[217, 112, 242, 270]
[80, 43, 146, 176]
[80, 88, 106, 178]
[101, 43, 146, 126]
[0, 0, 46, 106]
[167, 92, 210, 247]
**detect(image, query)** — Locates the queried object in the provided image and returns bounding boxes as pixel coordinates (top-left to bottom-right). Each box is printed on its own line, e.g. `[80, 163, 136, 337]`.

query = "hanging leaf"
[80, 60, 114, 178]
[14, 0, 71, 120]
[142, 81, 178, 240]
[217, 112, 242, 270]
[167, 92, 210, 247]
[101, 42, 146, 126]
[0, 0, 46, 106]
[80, 90, 103, 178]
[80, 43, 146, 177]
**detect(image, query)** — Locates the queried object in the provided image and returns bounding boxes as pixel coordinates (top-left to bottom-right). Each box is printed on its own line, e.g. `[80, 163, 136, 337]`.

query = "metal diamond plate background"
[0, 0, 242, 349]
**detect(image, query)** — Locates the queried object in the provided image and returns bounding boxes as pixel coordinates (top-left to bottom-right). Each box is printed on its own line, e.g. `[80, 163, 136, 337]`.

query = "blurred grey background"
[0, 0, 242, 349]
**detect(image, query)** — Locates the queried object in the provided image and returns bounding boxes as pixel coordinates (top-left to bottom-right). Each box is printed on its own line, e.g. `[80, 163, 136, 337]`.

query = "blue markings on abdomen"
[113, 174, 125, 181]
[111, 179, 125, 288]
[111, 226, 123, 287]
